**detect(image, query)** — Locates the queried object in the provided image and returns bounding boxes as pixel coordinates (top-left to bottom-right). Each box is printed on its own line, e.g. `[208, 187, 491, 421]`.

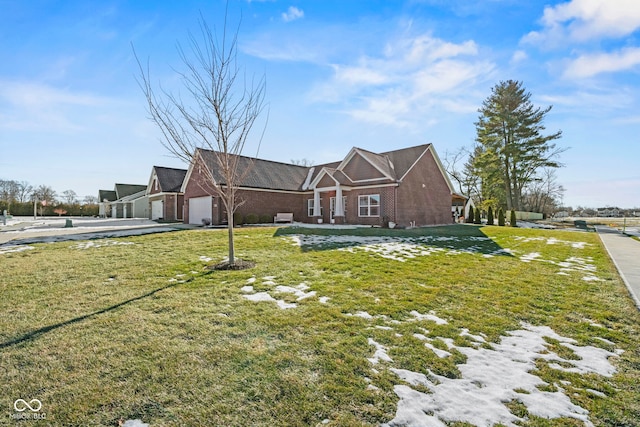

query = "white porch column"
[313, 190, 321, 217]
[334, 185, 344, 217]
[112, 205, 117, 218]
[123, 204, 128, 219]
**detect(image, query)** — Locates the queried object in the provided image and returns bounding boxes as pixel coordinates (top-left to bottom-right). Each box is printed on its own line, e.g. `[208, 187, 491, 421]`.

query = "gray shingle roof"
[154, 166, 187, 193]
[382, 144, 431, 180]
[98, 190, 117, 202]
[195, 143, 433, 191]
[115, 184, 147, 199]
[198, 149, 310, 191]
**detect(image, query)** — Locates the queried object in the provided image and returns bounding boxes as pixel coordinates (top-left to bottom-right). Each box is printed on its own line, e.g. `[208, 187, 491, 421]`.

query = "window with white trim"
[358, 194, 380, 217]
[307, 199, 323, 216]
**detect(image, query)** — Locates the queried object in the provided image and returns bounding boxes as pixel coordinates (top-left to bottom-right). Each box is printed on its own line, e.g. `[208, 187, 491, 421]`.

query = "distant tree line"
[0, 179, 98, 217]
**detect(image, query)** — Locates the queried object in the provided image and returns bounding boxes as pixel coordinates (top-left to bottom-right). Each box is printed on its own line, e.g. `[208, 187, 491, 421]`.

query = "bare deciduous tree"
[61, 189, 78, 204]
[135, 11, 266, 268]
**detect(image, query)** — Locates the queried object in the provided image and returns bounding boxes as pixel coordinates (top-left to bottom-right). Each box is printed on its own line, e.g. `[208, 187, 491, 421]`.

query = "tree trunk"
[227, 215, 235, 266]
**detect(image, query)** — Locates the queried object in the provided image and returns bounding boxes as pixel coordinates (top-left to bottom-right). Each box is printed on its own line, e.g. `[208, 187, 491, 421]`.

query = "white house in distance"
[98, 184, 148, 218]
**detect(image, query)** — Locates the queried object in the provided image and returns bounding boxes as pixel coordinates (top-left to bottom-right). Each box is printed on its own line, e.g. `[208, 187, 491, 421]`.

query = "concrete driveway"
[0, 217, 184, 246]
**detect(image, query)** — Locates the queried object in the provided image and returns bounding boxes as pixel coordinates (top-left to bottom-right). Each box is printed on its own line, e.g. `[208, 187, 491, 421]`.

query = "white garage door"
[151, 200, 164, 220]
[189, 196, 212, 225]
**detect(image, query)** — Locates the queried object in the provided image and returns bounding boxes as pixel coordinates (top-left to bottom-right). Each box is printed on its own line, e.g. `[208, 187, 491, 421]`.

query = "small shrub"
[498, 208, 505, 226]
[259, 214, 272, 224]
[466, 208, 474, 223]
[245, 213, 259, 224]
[474, 207, 481, 224]
[510, 210, 517, 227]
[487, 206, 494, 225]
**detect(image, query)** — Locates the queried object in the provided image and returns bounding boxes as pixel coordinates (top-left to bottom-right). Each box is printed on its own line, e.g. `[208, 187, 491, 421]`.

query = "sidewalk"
[596, 226, 640, 310]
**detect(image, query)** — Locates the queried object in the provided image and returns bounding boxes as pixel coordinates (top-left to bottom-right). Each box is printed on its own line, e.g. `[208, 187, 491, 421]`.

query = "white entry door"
[188, 196, 212, 225]
[151, 200, 163, 220]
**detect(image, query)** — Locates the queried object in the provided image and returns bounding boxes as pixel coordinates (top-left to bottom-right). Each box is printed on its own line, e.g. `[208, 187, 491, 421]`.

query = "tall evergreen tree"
[475, 80, 563, 211]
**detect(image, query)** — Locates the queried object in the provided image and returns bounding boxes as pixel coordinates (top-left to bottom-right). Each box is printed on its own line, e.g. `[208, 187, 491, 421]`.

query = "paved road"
[596, 226, 640, 310]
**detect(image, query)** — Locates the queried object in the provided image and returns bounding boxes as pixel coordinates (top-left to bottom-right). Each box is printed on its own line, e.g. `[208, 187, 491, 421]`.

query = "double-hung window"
[358, 194, 380, 217]
[307, 199, 323, 216]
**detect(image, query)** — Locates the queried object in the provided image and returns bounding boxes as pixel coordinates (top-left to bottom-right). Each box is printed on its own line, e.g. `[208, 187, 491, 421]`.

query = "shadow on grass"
[273, 224, 513, 257]
[0, 282, 179, 350]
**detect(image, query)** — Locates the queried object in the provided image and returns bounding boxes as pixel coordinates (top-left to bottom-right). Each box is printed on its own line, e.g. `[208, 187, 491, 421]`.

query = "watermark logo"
[14, 399, 42, 412]
[9, 399, 46, 420]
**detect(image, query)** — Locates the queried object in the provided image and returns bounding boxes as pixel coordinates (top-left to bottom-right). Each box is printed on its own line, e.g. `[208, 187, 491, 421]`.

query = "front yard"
[1, 225, 639, 426]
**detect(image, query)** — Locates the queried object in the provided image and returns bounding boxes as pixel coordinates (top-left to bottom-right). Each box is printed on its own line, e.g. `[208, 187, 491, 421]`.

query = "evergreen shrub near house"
[487, 207, 494, 225]
[498, 208, 505, 226]
[245, 213, 259, 224]
[259, 214, 272, 224]
[474, 207, 481, 224]
[510, 210, 517, 227]
[466, 208, 474, 224]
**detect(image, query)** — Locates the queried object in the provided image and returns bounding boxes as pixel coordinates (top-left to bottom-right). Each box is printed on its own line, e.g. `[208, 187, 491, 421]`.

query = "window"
[358, 195, 380, 217]
[307, 199, 323, 216]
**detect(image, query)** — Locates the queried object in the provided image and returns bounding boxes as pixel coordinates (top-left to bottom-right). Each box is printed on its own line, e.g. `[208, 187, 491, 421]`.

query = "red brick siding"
[395, 149, 452, 226]
[234, 189, 307, 223]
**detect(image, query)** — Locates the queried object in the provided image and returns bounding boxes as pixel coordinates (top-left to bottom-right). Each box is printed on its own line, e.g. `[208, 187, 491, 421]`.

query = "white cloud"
[511, 50, 528, 64]
[524, 0, 640, 45]
[563, 47, 640, 78]
[0, 80, 114, 131]
[282, 6, 304, 23]
[311, 33, 494, 128]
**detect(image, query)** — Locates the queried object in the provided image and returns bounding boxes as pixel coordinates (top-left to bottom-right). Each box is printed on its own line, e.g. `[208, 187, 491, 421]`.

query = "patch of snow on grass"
[319, 296, 330, 304]
[520, 252, 541, 262]
[275, 285, 317, 300]
[367, 338, 393, 365]
[0, 244, 34, 255]
[381, 322, 621, 427]
[287, 234, 504, 262]
[71, 240, 135, 249]
[409, 310, 448, 325]
[241, 277, 327, 309]
[243, 292, 276, 303]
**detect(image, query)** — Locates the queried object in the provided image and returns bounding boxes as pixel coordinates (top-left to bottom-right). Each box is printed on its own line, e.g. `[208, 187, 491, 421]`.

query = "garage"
[188, 196, 212, 225]
[151, 200, 164, 220]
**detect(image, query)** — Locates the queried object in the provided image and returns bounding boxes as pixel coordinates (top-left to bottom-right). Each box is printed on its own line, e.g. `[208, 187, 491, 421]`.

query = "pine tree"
[475, 80, 564, 211]
[498, 208, 505, 226]
[487, 206, 494, 225]
[474, 207, 481, 224]
[510, 210, 517, 227]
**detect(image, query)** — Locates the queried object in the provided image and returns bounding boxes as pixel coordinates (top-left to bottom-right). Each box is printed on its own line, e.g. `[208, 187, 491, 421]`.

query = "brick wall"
[396, 149, 452, 226]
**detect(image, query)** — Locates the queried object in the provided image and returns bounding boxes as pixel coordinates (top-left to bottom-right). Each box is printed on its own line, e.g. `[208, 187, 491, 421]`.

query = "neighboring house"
[597, 207, 621, 217]
[182, 143, 464, 227]
[146, 166, 187, 221]
[98, 184, 148, 218]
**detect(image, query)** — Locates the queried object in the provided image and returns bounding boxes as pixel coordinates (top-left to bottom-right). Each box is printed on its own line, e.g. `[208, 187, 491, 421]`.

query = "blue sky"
[1, 0, 639, 208]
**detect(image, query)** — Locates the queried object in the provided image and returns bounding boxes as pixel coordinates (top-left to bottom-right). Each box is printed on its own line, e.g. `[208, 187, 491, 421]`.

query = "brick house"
[146, 166, 187, 221]
[182, 144, 462, 227]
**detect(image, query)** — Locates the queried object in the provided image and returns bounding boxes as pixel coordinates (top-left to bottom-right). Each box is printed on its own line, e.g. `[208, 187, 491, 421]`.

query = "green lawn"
[1, 225, 639, 426]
